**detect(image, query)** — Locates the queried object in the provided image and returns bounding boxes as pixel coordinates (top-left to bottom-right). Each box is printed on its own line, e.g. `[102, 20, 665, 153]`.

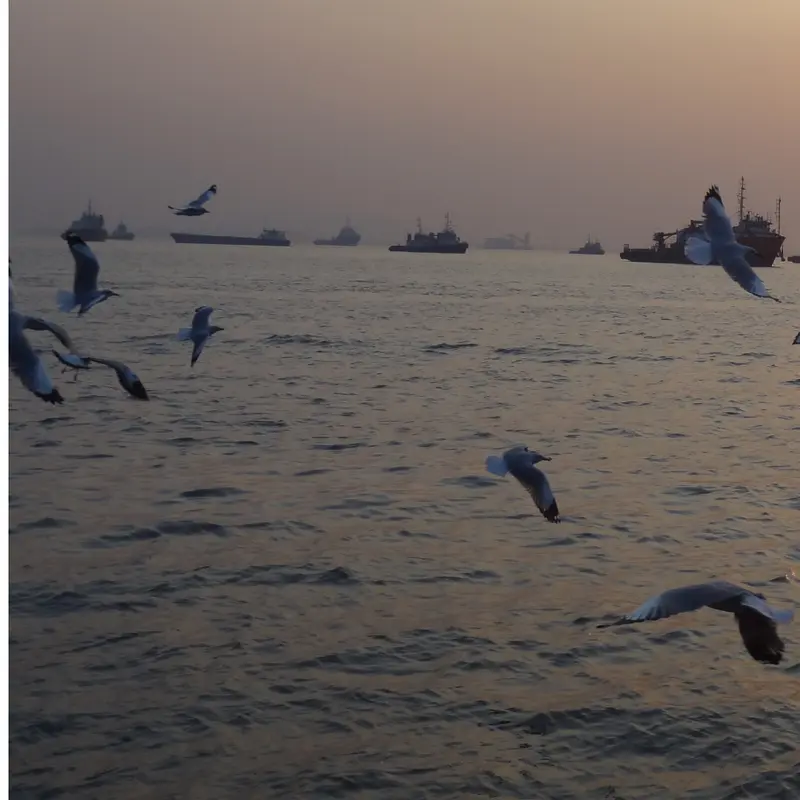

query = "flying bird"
[87, 356, 149, 400]
[56, 232, 120, 315]
[168, 184, 218, 216]
[597, 580, 794, 665]
[9, 280, 73, 403]
[485, 445, 561, 522]
[177, 306, 224, 367]
[684, 186, 780, 301]
[52, 350, 91, 380]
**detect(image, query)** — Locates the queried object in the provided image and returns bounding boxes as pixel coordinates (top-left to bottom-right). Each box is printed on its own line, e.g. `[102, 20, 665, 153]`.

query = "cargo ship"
[108, 220, 135, 241]
[314, 218, 361, 246]
[170, 227, 291, 246]
[620, 178, 785, 268]
[389, 214, 469, 253]
[64, 200, 107, 242]
[570, 236, 605, 255]
[483, 232, 532, 250]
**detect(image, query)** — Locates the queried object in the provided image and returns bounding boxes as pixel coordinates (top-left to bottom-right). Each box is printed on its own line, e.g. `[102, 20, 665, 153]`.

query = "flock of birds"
[484, 186, 797, 666]
[8, 184, 798, 666]
[9, 183, 227, 404]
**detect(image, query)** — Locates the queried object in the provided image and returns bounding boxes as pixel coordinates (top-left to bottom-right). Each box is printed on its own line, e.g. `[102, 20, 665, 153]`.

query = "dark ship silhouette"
[389, 214, 468, 254]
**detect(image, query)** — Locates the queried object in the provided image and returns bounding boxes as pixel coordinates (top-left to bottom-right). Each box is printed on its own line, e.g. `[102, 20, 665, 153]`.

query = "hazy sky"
[10, 0, 800, 248]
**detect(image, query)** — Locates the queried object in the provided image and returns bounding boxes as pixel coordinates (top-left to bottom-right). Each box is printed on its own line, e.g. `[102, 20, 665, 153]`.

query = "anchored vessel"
[65, 200, 108, 242]
[108, 221, 135, 241]
[620, 178, 785, 267]
[389, 214, 469, 253]
[314, 219, 361, 246]
[570, 237, 605, 255]
[483, 232, 532, 250]
[170, 227, 291, 246]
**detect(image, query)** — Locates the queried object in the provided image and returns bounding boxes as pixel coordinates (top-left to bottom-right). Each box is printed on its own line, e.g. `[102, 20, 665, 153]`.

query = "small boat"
[389, 214, 468, 254]
[108, 221, 135, 241]
[570, 236, 605, 255]
[314, 218, 361, 246]
[483, 232, 532, 250]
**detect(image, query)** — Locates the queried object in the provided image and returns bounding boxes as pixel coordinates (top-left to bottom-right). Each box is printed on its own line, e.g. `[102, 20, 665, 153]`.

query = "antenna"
[737, 176, 746, 224]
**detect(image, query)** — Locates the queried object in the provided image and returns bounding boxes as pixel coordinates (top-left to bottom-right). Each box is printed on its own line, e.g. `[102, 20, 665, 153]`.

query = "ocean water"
[8, 237, 800, 799]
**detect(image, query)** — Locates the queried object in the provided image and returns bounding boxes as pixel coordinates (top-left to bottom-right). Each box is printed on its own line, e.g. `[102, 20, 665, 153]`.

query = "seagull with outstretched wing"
[485, 445, 561, 522]
[168, 184, 218, 216]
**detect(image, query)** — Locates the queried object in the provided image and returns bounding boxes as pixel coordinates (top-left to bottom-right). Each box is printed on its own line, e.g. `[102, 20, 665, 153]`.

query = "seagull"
[57, 232, 120, 315]
[87, 356, 149, 399]
[168, 184, 217, 216]
[9, 279, 74, 403]
[684, 186, 781, 301]
[177, 306, 224, 367]
[52, 350, 91, 381]
[485, 445, 560, 522]
[597, 580, 794, 665]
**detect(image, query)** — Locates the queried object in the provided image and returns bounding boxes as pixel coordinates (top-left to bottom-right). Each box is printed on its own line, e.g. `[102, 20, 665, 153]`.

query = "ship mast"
[737, 176, 746, 224]
[776, 196, 784, 260]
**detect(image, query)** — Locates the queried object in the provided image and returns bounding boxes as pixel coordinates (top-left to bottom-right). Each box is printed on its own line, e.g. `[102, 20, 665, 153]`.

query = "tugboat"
[108, 220, 135, 241]
[389, 214, 469, 253]
[170, 226, 291, 246]
[314, 218, 361, 246]
[483, 232, 532, 250]
[569, 236, 605, 255]
[620, 178, 785, 267]
[65, 200, 108, 242]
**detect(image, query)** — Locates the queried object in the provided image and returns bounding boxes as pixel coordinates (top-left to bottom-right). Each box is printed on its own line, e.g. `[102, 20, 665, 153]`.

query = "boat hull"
[170, 233, 291, 246]
[788, 255, 800, 264]
[569, 249, 605, 255]
[621, 233, 784, 267]
[389, 243, 468, 253]
[313, 239, 359, 246]
[68, 229, 107, 242]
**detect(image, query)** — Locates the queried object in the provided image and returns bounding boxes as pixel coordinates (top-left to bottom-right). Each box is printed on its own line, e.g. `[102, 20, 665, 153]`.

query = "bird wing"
[67, 237, 100, 296]
[9, 314, 62, 402]
[702, 186, 736, 245]
[718, 251, 777, 300]
[793, 332, 800, 345]
[191, 306, 214, 329]
[23, 315, 79, 353]
[597, 581, 747, 628]
[735, 607, 785, 664]
[508, 460, 560, 522]
[188, 184, 217, 208]
[191, 337, 207, 366]
[87, 355, 126, 373]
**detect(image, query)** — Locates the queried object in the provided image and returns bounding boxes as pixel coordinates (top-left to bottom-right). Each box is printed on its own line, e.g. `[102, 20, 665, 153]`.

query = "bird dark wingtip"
[704, 185, 723, 204]
[130, 381, 149, 400]
[38, 388, 64, 404]
[542, 501, 560, 523]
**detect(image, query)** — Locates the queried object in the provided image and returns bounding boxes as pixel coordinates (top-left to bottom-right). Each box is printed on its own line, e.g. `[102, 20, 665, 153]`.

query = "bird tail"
[485, 455, 509, 477]
[176, 328, 192, 341]
[56, 290, 77, 312]
[684, 236, 713, 265]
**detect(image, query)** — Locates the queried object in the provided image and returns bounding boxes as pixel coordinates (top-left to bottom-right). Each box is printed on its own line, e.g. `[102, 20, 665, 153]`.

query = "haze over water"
[9, 0, 800, 248]
[9, 239, 800, 798]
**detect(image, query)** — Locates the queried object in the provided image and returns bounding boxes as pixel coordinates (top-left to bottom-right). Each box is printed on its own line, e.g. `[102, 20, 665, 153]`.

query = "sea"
[9, 237, 800, 799]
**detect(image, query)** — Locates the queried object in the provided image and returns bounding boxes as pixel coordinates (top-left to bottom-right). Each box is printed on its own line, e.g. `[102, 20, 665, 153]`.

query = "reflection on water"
[9, 239, 800, 798]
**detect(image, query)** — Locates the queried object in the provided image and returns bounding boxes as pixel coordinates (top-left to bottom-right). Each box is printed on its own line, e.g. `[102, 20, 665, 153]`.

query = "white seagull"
[684, 186, 781, 301]
[87, 356, 149, 399]
[177, 306, 224, 367]
[485, 445, 561, 522]
[597, 580, 794, 665]
[57, 232, 120, 315]
[9, 278, 80, 404]
[168, 184, 217, 216]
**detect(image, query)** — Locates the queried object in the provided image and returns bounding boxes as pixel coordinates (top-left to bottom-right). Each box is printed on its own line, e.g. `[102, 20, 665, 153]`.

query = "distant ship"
[64, 200, 107, 242]
[788, 255, 800, 264]
[570, 236, 605, 255]
[314, 218, 361, 246]
[170, 227, 291, 246]
[108, 220, 135, 241]
[389, 214, 469, 254]
[484, 232, 532, 250]
[620, 178, 785, 268]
